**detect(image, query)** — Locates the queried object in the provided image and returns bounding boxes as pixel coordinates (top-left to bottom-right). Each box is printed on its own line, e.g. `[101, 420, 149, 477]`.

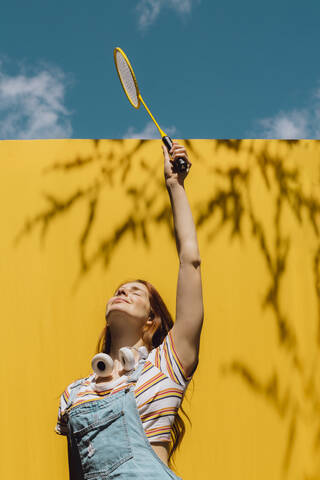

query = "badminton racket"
[113, 47, 188, 173]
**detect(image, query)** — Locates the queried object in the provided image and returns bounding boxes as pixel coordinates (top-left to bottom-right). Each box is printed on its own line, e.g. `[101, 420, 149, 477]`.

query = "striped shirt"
[55, 329, 193, 443]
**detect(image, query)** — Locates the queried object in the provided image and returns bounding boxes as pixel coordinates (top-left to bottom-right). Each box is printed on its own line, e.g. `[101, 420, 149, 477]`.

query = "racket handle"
[162, 136, 188, 173]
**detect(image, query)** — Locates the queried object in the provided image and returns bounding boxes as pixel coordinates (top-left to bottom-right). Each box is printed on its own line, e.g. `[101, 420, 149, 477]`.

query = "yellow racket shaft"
[138, 95, 187, 172]
[139, 95, 165, 137]
[140, 94, 187, 172]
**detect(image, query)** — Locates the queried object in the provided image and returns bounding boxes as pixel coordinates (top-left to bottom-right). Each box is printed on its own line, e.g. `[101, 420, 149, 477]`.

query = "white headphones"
[91, 346, 148, 392]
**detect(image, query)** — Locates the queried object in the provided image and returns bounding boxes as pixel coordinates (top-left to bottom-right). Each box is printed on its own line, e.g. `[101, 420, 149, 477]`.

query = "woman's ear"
[145, 310, 154, 326]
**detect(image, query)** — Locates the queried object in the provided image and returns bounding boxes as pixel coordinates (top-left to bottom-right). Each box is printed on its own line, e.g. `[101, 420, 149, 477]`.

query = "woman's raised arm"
[162, 141, 204, 379]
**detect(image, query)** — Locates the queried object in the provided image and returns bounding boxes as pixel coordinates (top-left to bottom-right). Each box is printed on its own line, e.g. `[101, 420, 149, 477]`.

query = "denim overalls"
[62, 356, 183, 480]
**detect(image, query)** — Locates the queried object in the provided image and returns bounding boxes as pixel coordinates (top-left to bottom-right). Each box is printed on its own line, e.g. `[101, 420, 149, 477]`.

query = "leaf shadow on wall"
[13, 138, 320, 478]
[13, 139, 176, 286]
[210, 140, 320, 479]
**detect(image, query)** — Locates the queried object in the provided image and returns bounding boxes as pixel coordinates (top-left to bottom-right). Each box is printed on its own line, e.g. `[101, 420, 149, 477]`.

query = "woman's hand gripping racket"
[114, 47, 189, 173]
[162, 141, 192, 186]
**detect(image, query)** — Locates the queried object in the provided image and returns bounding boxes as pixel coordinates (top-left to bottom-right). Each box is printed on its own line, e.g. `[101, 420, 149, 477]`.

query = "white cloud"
[123, 121, 177, 139]
[249, 85, 320, 139]
[257, 110, 310, 139]
[135, 0, 200, 30]
[0, 62, 73, 139]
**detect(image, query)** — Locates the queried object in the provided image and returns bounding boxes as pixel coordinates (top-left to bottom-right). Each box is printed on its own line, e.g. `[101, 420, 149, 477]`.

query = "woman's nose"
[118, 288, 128, 296]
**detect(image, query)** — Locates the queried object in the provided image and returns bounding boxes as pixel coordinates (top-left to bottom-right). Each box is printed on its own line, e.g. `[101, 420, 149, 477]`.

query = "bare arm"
[163, 142, 204, 378]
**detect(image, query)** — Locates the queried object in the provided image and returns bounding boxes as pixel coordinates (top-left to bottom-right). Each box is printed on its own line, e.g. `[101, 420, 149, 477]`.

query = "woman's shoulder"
[143, 331, 193, 387]
[63, 373, 94, 395]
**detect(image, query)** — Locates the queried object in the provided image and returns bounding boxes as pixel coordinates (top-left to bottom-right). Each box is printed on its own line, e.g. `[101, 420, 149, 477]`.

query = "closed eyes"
[115, 289, 142, 296]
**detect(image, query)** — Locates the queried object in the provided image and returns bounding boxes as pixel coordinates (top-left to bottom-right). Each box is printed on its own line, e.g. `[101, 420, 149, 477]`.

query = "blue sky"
[0, 0, 320, 139]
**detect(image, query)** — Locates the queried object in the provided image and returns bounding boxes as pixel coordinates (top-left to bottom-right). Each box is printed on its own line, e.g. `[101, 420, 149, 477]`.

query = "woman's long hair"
[96, 278, 191, 469]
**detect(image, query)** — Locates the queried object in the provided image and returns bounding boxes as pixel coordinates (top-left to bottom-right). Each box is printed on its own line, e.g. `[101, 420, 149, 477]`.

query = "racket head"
[114, 47, 141, 109]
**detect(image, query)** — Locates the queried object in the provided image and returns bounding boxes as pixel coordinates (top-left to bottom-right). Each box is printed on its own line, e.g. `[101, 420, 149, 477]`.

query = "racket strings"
[115, 50, 139, 108]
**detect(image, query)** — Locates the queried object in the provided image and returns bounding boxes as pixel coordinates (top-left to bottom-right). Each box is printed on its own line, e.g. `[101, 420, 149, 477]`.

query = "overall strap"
[127, 357, 147, 384]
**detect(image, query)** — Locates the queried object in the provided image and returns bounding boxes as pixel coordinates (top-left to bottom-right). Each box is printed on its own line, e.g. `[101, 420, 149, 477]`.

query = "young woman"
[55, 141, 204, 479]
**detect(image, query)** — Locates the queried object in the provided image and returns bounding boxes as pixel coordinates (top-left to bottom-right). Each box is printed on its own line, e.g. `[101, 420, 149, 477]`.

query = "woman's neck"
[109, 336, 145, 361]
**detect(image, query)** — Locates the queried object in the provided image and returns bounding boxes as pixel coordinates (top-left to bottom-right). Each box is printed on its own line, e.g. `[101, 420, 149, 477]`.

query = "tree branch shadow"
[12, 138, 320, 477]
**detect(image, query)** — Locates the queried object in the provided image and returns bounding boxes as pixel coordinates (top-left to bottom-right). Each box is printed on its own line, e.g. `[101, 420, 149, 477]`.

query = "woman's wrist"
[165, 178, 185, 190]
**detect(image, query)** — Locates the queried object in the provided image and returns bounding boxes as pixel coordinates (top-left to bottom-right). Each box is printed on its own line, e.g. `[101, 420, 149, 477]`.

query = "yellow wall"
[1, 139, 319, 480]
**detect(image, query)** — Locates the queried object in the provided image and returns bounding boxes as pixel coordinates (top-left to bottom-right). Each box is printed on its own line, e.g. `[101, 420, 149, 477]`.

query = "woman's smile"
[113, 298, 129, 304]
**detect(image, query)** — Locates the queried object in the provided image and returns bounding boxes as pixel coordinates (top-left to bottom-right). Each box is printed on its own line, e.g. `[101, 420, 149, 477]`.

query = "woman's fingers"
[170, 143, 187, 156]
[163, 141, 192, 177]
[171, 148, 187, 158]
[169, 144, 192, 167]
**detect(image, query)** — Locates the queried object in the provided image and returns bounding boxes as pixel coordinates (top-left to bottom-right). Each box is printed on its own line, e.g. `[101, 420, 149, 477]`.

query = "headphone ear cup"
[91, 353, 114, 378]
[119, 347, 135, 371]
[138, 346, 148, 359]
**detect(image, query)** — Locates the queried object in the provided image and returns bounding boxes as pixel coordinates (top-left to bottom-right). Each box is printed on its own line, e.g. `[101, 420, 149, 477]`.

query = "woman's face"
[105, 282, 152, 330]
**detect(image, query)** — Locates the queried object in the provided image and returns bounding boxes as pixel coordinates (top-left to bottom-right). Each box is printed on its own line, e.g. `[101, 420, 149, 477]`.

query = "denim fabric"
[64, 359, 183, 479]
